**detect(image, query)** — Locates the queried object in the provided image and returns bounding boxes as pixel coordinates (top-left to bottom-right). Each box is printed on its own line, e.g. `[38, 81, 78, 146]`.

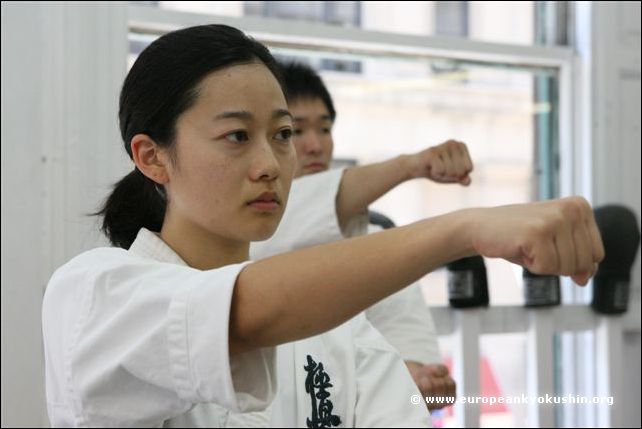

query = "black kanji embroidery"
[304, 354, 341, 428]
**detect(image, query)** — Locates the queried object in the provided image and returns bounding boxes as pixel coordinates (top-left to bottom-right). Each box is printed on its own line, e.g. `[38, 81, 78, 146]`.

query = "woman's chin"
[247, 223, 280, 242]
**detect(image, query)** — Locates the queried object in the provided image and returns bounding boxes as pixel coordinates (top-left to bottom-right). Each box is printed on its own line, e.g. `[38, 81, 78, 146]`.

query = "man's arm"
[406, 361, 457, 411]
[336, 140, 473, 231]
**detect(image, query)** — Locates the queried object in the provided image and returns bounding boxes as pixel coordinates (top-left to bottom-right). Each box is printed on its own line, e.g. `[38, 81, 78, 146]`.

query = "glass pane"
[361, 1, 535, 45]
[434, 333, 529, 427]
[153, 1, 246, 17]
[478, 334, 529, 427]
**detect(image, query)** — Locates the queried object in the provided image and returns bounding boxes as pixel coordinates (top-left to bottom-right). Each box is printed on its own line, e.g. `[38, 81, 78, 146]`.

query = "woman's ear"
[130, 134, 170, 185]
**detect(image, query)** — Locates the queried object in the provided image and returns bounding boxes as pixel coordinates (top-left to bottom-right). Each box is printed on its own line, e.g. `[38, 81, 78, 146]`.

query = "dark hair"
[278, 61, 336, 121]
[96, 24, 284, 249]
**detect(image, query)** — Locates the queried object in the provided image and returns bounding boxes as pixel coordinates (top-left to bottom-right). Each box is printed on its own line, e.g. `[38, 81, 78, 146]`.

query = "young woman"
[42, 24, 604, 427]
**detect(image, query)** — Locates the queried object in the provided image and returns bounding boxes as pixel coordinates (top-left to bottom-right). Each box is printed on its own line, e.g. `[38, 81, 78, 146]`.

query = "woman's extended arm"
[230, 197, 604, 354]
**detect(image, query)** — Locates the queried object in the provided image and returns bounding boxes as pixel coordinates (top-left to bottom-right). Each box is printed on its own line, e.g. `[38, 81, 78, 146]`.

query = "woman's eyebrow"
[214, 109, 293, 122]
[214, 110, 253, 121]
[273, 109, 293, 121]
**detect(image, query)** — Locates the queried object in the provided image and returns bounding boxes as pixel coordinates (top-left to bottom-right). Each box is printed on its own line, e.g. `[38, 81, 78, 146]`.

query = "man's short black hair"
[278, 61, 336, 121]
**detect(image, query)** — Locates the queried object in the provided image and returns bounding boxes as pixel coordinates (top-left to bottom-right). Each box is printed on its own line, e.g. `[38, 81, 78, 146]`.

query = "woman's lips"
[247, 191, 280, 211]
[247, 201, 280, 211]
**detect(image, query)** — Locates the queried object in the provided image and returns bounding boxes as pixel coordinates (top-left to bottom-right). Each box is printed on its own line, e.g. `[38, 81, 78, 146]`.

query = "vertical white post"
[453, 310, 481, 427]
[595, 316, 622, 428]
[526, 309, 555, 427]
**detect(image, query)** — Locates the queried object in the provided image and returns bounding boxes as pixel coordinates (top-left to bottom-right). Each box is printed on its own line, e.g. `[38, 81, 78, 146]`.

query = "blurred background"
[2, 1, 640, 427]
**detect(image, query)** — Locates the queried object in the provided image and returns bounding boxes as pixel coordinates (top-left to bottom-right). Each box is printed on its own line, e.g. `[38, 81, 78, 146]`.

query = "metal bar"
[127, 4, 574, 69]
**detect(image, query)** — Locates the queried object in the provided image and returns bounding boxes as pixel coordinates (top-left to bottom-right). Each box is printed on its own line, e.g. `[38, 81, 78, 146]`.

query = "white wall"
[586, 2, 641, 427]
[1, 2, 128, 427]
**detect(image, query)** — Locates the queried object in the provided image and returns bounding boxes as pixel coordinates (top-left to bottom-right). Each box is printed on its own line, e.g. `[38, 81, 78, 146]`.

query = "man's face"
[289, 98, 334, 178]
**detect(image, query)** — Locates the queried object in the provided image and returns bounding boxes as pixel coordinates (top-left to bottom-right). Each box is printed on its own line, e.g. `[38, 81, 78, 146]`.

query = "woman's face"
[164, 62, 296, 242]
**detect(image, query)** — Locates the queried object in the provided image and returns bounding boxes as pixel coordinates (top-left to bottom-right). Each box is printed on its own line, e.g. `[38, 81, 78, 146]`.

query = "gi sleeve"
[42, 249, 275, 427]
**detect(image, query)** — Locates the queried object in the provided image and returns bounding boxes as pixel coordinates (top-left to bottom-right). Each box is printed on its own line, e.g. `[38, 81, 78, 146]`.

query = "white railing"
[430, 304, 640, 427]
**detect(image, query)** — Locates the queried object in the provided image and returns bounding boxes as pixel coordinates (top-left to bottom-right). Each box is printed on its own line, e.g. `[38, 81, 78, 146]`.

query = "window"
[435, 1, 469, 38]
[246, 1, 362, 73]
[245, 1, 360, 27]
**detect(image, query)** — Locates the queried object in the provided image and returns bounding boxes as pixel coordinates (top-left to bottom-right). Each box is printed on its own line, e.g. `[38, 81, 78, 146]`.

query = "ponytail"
[96, 168, 166, 249]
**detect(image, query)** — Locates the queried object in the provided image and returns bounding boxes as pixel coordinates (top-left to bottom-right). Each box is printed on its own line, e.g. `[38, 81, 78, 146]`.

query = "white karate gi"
[42, 231, 275, 427]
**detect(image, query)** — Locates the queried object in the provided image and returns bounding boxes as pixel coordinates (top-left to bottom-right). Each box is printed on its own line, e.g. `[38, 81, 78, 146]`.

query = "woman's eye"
[293, 128, 303, 136]
[275, 128, 293, 141]
[225, 130, 249, 144]
[321, 128, 331, 135]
